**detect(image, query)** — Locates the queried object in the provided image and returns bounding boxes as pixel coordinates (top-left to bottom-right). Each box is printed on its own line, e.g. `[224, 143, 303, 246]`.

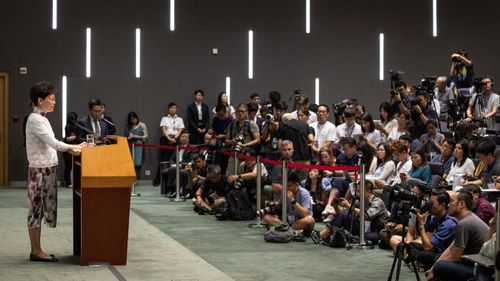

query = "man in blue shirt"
[406, 189, 457, 270]
[263, 171, 315, 236]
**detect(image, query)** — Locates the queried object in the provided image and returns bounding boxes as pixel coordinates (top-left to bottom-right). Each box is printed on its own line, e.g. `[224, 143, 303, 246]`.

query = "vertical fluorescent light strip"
[170, 0, 175, 31]
[62, 75, 67, 137]
[248, 30, 254, 79]
[315, 78, 320, 104]
[136, 28, 141, 78]
[379, 33, 384, 81]
[86, 28, 91, 78]
[432, 0, 438, 37]
[52, 0, 57, 30]
[306, 0, 310, 34]
[226, 77, 231, 104]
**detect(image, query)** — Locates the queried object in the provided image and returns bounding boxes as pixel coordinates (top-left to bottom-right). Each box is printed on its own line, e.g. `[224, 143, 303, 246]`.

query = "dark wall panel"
[4, 0, 500, 181]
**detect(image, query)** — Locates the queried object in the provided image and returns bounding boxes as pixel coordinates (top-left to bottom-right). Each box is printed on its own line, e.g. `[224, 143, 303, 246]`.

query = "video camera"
[473, 77, 485, 94]
[332, 99, 349, 116]
[389, 184, 431, 214]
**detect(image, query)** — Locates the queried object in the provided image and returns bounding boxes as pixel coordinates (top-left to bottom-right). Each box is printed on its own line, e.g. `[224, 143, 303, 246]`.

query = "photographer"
[311, 181, 388, 245]
[225, 103, 261, 176]
[410, 90, 438, 138]
[450, 49, 474, 97]
[434, 76, 455, 130]
[262, 171, 315, 237]
[226, 147, 268, 201]
[465, 76, 499, 132]
[407, 190, 458, 271]
[426, 190, 489, 281]
[188, 153, 208, 198]
[193, 164, 230, 215]
[390, 81, 412, 116]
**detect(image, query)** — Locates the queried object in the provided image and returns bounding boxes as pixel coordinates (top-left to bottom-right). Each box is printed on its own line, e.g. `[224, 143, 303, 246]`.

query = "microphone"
[101, 117, 115, 127]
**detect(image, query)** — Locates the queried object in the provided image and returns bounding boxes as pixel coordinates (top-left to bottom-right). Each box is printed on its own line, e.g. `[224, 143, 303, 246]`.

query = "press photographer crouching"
[161, 132, 195, 198]
[193, 164, 230, 215]
[226, 147, 268, 204]
[403, 190, 458, 271]
[311, 181, 388, 246]
[261, 171, 315, 239]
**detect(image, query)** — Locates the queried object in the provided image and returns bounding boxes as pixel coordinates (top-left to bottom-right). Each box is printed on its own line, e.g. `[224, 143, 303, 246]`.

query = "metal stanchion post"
[249, 156, 266, 228]
[281, 160, 288, 222]
[496, 198, 500, 281]
[357, 164, 367, 249]
[171, 145, 185, 202]
[131, 143, 141, 196]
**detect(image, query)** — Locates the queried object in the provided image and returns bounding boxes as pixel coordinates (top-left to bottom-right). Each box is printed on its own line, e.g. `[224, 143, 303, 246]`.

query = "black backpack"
[323, 226, 348, 248]
[214, 189, 256, 221]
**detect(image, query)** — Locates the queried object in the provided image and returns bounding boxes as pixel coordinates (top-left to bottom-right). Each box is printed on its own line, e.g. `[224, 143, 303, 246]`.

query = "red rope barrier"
[129, 142, 360, 172]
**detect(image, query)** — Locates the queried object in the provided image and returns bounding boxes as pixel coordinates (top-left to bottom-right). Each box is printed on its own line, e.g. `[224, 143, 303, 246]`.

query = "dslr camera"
[256, 201, 281, 217]
[389, 184, 431, 214]
[233, 135, 245, 154]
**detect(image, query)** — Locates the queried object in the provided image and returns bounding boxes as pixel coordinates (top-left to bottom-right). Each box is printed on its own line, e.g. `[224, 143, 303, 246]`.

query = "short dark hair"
[215, 103, 227, 112]
[194, 89, 205, 96]
[476, 140, 496, 156]
[341, 137, 356, 148]
[168, 102, 177, 109]
[287, 171, 300, 183]
[247, 102, 258, 113]
[398, 134, 412, 143]
[431, 189, 450, 207]
[317, 103, 330, 113]
[394, 81, 407, 89]
[88, 98, 103, 110]
[456, 190, 474, 211]
[415, 90, 428, 98]
[364, 181, 374, 193]
[461, 184, 482, 196]
[250, 93, 260, 99]
[268, 91, 281, 103]
[343, 107, 356, 118]
[30, 81, 56, 106]
[426, 119, 438, 127]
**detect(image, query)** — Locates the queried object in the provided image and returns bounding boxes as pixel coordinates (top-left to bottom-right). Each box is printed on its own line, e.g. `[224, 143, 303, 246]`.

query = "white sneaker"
[322, 205, 336, 216]
[323, 215, 334, 223]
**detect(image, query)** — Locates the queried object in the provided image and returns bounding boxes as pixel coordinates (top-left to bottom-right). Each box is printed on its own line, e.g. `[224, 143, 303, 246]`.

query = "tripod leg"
[387, 244, 402, 281]
[410, 261, 421, 281]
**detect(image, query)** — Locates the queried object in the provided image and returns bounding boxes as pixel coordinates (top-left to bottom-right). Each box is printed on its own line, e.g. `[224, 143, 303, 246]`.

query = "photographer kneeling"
[406, 190, 458, 271]
[262, 172, 315, 238]
[193, 164, 230, 214]
[311, 181, 388, 245]
[227, 147, 268, 203]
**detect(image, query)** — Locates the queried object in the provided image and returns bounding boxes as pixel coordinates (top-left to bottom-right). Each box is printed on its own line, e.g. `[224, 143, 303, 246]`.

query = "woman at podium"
[25, 82, 87, 262]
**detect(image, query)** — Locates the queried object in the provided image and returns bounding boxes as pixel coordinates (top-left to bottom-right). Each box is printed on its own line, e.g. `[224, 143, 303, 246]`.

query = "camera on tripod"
[332, 100, 348, 116]
[473, 77, 485, 94]
[389, 183, 431, 214]
[256, 201, 281, 217]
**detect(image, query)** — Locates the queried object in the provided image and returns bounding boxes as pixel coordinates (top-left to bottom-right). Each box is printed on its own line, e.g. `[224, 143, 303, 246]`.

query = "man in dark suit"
[187, 89, 210, 145]
[77, 98, 109, 143]
[161, 132, 195, 198]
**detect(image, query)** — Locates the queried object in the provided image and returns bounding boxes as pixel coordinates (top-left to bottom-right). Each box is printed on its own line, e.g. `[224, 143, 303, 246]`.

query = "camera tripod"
[387, 209, 421, 281]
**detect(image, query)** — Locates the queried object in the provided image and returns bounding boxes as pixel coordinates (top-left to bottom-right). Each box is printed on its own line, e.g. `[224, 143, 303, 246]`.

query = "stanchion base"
[131, 193, 141, 197]
[170, 198, 186, 202]
[346, 242, 375, 250]
[248, 222, 268, 229]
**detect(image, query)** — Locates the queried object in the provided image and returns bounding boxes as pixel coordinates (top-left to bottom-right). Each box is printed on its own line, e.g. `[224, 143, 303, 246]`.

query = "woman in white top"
[360, 112, 382, 147]
[366, 143, 396, 192]
[444, 140, 475, 182]
[376, 102, 398, 141]
[212, 92, 235, 118]
[25, 82, 86, 262]
[388, 111, 411, 142]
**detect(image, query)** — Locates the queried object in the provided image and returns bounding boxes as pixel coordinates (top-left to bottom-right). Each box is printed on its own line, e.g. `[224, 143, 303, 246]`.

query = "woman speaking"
[25, 82, 86, 262]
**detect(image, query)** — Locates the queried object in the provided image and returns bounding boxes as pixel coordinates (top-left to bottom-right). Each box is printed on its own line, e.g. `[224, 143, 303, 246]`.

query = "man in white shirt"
[334, 107, 362, 143]
[310, 104, 336, 158]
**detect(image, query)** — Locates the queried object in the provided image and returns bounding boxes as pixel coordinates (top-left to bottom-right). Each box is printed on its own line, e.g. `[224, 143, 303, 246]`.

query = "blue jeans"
[432, 260, 474, 281]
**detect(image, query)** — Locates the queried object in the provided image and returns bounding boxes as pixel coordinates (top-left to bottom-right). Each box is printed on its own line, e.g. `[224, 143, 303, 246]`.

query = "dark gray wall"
[2, 0, 500, 181]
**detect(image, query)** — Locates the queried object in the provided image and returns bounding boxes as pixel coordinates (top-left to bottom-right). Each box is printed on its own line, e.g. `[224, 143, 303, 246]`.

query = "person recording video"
[449, 49, 474, 97]
[464, 76, 499, 132]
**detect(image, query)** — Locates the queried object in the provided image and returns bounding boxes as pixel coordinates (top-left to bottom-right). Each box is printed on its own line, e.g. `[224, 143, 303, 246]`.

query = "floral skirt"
[27, 166, 57, 228]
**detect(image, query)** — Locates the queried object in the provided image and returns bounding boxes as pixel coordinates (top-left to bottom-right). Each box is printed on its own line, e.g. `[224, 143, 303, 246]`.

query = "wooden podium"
[72, 136, 136, 265]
